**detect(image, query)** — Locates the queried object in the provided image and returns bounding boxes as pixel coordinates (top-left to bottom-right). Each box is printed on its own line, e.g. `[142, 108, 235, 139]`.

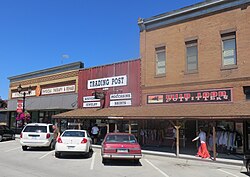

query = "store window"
[186, 40, 198, 72]
[221, 32, 237, 67]
[155, 46, 166, 76]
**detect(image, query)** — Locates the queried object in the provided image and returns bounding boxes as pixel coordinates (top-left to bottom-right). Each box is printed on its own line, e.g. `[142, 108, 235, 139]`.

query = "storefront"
[6, 62, 83, 133]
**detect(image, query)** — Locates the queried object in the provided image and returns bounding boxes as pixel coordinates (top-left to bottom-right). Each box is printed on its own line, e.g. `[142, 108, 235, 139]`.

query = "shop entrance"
[185, 120, 196, 148]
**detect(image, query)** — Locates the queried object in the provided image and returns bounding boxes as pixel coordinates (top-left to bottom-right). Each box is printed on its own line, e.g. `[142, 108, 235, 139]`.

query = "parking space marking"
[90, 152, 96, 170]
[0, 140, 17, 144]
[145, 159, 170, 177]
[5, 146, 21, 152]
[217, 169, 239, 177]
[39, 150, 54, 159]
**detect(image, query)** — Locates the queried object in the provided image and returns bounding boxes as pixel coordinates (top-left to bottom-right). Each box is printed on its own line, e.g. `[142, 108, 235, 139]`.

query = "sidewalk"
[92, 144, 243, 166]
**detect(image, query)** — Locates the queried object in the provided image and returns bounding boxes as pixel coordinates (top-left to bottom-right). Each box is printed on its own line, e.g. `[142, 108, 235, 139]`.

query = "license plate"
[117, 149, 128, 153]
[67, 146, 75, 149]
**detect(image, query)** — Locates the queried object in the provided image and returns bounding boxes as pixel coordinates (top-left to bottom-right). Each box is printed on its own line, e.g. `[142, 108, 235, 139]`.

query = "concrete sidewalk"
[92, 144, 243, 166]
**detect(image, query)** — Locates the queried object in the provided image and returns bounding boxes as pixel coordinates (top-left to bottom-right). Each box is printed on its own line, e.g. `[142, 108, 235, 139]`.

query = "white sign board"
[42, 85, 75, 95]
[12, 90, 36, 98]
[83, 96, 100, 102]
[110, 100, 132, 107]
[110, 93, 132, 100]
[87, 75, 127, 89]
[83, 102, 100, 108]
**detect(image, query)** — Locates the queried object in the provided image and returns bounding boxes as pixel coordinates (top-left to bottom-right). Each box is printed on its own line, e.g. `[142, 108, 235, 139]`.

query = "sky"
[0, 0, 203, 100]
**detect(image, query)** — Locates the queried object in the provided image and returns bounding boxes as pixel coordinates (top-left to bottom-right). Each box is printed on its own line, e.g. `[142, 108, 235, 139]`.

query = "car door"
[4, 126, 12, 139]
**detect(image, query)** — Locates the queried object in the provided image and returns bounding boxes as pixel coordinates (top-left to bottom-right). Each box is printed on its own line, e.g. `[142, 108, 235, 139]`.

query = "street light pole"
[17, 84, 32, 126]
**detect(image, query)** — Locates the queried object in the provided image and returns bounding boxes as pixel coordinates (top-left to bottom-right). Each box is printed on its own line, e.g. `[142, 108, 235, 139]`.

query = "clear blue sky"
[0, 0, 203, 100]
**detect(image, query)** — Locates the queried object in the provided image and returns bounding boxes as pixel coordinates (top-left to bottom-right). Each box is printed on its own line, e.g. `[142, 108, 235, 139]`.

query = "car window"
[49, 125, 54, 133]
[62, 131, 85, 137]
[106, 135, 137, 143]
[23, 126, 47, 133]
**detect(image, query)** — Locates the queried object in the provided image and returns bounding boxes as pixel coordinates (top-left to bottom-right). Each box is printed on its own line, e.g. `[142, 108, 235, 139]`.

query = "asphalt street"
[0, 140, 248, 177]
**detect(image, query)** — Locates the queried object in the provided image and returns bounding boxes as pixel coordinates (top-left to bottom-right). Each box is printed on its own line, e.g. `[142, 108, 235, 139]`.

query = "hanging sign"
[83, 96, 100, 102]
[110, 100, 132, 107]
[110, 93, 132, 100]
[83, 102, 101, 108]
[16, 100, 23, 113]
[87, 75, 127, 89]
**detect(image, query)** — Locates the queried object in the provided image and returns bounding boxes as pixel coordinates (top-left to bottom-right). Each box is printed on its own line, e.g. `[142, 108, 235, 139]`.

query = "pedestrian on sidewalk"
[192, 127, 210, 159]
[91, 124, 99, 144]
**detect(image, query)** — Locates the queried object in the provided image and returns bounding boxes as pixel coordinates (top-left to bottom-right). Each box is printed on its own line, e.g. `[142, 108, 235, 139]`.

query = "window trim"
[185, 40, 198, 74]
[221, 31, 237, 69]
[155, 46, 166, 77]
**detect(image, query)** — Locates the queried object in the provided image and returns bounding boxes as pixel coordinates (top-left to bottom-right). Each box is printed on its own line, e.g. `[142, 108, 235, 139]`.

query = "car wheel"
[102, 158, 107, 164]
[134, 159, 140, 164]
[48, 142, 54, 151]
[55, 152, 61, 158]
[0, 135, 3, 142]
[22, 146, 28, 151]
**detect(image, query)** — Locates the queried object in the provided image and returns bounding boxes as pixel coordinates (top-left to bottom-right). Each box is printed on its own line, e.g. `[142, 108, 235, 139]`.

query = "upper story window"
[244, 86, 250, 100]
[221, 32, 237, 67]
[155, 46, 166, 76]
[186, 40, 198, 72]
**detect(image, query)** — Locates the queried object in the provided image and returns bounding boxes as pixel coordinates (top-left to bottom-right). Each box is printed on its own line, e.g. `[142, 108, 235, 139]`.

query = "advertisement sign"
[12, 90, 36, 98]
[83, 102, 101, 108]
[16, 100, 23, 113]
[110, 100, 132, 107]
[42, 85, 75, 95]
[147, 88, 232, 104]
[83, 96, 100, 102]
[110, 93, 132, 100]
[87, 75, 127, 89]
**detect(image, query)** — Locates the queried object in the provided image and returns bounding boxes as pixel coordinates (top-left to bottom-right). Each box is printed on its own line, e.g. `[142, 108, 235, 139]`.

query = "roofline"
[8, 61, 84, 82]
[138, 0, 250, 31]
[79, 58, 140, 71]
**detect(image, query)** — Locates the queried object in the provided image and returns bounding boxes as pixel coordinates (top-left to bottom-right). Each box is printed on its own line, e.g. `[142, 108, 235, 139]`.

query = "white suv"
[20, 123, 55, 151]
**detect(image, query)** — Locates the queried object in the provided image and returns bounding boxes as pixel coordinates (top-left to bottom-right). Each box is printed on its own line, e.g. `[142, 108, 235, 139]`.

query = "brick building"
[137, 0, 250, 156]
[6, 62, 83, 133]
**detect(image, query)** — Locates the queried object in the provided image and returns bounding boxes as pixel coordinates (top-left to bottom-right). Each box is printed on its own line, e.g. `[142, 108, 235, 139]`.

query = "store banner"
[147, 88, 232, 104]
[16, 100, 23, 113]
[42, 85, 75, 95]
[87, 75, 127, 89]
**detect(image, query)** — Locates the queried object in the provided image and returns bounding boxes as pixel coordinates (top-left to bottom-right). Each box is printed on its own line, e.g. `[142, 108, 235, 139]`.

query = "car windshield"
[105, 134, 137, 143]
[23, 126, 47, 133]
[62, 131, 85, 137]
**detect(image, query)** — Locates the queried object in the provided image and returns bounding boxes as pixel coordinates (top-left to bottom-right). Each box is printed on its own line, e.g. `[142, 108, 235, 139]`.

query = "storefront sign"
[147, 88, 232, 104]
[87, 75, 127, 89]
[12, 90, 36, 98]
[110, 100, 132, 107]
[110, 93, 132, 100]
[83, 102, 100, 108]
[83, 96, 100, 102]
[42, 85, 75, 95]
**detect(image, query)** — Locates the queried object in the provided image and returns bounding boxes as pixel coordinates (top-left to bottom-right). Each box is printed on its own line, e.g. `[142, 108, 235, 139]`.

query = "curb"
[92, 145, 243, 166]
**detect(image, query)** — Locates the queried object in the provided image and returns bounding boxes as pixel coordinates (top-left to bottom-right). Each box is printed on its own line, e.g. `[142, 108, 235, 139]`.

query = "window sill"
[184, 70, 198, 75]
[154, 74, 166, 78]
[221, 65, 238, 70]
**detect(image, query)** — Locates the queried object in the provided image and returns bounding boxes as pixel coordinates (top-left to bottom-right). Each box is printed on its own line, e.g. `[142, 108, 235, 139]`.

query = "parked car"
[55, 129, 92, 158]
[20, 123, 55, 151]
[101, 133, 142, 163]
[0, 125, 15, 142]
